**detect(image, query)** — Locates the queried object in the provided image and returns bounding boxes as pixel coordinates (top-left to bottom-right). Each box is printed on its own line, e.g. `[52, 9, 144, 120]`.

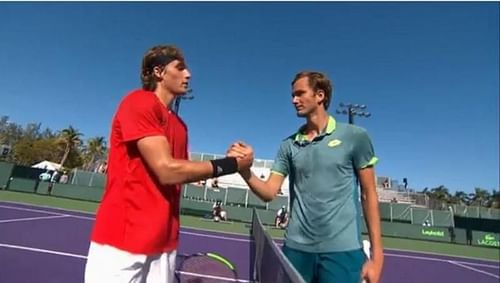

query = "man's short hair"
[141, 45, 185, 91]
[292, 71, 334, 110]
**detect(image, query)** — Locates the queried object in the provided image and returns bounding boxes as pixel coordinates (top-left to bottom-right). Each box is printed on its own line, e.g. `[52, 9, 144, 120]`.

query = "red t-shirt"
[91, 89, 188, 255]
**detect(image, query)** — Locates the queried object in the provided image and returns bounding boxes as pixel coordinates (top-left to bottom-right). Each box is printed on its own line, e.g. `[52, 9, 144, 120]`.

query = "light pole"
[173, 89, 194, 115]
[335, 103, 371, 125]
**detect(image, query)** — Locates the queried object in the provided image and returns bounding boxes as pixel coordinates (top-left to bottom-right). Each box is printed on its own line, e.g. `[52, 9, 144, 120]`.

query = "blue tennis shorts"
[282, 245, 367, 283]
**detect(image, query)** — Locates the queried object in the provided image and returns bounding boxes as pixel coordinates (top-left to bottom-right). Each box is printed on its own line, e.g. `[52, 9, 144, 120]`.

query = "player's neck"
[305, 109, 329, 136]
[154, 88, 176, 110]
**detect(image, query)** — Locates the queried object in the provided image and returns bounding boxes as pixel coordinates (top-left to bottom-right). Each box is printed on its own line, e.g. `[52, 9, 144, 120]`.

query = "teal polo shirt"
[271, 116, 378, 253]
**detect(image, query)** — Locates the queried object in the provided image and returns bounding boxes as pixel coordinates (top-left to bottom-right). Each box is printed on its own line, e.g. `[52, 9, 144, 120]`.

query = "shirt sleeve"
[352, 128, 378, 170]
[119, 95, 165, 142]
[271, 141, 290, 177]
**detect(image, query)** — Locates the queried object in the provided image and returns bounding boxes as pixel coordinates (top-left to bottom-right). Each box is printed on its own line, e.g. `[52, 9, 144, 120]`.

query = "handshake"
[226, 141, 254, 174]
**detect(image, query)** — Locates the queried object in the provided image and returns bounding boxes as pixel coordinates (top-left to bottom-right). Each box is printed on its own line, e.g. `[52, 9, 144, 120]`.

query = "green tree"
[469, 187, 491, 207]
[57, 126, 83, 168]
[490, 190, 500, 209]
[9, 122, 45, 165]
[0, 116, 9, 144]
[22, 123, 42, 140]
[430, 185, 450, 202]
[450, 190, 469, 205]
[0, 116, 23, 162]
[423, 185, 451, 209]
[82, 136, 107, 170]
[13, 138, 58, 166]
[62, 146, 84, 169]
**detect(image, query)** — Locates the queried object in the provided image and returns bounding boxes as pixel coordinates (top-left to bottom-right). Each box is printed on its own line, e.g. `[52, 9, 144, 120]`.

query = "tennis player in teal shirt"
[228, 71, 384, 283]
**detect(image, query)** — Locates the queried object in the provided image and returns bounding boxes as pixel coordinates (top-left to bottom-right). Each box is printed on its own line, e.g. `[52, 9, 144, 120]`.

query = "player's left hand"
[361, 259, 383, 283]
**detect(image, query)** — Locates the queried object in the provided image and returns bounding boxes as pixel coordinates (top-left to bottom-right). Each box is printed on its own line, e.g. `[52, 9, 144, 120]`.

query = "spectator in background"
[97, 162, 108, 174]
[47, 170, 61, 194]
[51, 170, 61, 183]
[448, 226, 456, 243]
[59, 172, 69, 184]
[383, 178, 390, 189]
[211, 178, 219, 188]
[212, 200, 227, 222]
[466, 228, 473, 245]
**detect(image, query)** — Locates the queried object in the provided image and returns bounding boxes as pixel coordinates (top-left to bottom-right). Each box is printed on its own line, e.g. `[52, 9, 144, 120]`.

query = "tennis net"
[250, 208, 305, 283]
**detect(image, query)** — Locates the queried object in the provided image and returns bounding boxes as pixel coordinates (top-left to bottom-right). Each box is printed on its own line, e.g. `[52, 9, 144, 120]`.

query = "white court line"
[176, 271, 250, 282]
[0, 203, 250, 241]
[181, 231, 250, 243]
[0, 204, 66, 216]
[0, 215, 69, 223]
[1, 202, 499, 267]
[0, 204, 96, 221]
[0, 203, 249, 241]
[447, 260, 499, 269]
[0, 243, 252, 282]
[2, 241, 497, 282]
[448, 260, 500, 279]
[0, 243, 87, 259]
[0, 201, 96, 216]
[386, 253, 498, 269]
[381, 245, 500, 264]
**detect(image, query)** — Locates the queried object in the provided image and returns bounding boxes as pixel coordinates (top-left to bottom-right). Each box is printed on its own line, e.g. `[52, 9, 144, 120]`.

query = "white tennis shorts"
[361, 240, 371, 283]
[362, 240, 371, 259]
[84, 241, 177, 283]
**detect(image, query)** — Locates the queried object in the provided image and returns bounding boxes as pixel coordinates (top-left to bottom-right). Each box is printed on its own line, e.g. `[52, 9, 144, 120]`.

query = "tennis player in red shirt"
[84, 45, 253, 283]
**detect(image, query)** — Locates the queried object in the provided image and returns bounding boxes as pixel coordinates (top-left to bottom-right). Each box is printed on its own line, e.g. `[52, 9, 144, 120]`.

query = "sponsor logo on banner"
[421, 228, 445, 237]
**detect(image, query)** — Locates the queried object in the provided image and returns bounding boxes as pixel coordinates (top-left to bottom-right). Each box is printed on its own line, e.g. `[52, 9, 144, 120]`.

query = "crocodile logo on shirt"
[328, 139, 342, 147]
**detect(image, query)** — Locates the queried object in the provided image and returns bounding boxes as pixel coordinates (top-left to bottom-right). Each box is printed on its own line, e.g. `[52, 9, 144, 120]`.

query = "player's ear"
[153, 66, 163, 80]
[316, 89, 325, 104]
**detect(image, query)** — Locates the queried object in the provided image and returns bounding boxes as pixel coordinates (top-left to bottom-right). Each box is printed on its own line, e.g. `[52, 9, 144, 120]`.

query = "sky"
[0, 2, 498, 193]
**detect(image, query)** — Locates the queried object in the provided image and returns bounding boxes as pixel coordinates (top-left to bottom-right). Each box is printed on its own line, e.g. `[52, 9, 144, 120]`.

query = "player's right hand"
[226, 141, 254, 172]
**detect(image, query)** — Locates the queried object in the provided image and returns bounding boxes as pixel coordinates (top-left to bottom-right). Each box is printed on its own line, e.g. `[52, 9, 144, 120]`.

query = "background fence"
[1, 161, 498, 249]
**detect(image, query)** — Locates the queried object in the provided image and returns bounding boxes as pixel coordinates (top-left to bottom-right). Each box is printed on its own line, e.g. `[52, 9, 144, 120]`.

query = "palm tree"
[469, 187, 491, 207]
[0, 116, 9, 144]
[427, 185, 451, 209]
[420, 187, 429, 195]
[451, 191, 469, 205]
[430, 185, 450, 202]
[0, 116, 23, 147]
[58, 126, 83, 168]
[491, 190, 500, 209]
[83, 136, 107, 171]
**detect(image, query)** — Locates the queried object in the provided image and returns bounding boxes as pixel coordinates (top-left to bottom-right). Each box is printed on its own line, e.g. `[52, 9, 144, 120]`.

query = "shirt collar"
[294, 116, 336, 142]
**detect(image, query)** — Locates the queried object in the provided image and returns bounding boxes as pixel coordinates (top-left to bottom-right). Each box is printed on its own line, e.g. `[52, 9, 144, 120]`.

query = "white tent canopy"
[32, 160, 62, 171]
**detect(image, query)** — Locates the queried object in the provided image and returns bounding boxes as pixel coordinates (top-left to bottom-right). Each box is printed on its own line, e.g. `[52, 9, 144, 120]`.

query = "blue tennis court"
[0, 201, 498, 283]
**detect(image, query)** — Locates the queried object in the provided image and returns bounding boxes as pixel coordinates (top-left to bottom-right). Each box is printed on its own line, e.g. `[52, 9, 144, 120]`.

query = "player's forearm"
[239, 170, 277, 202]
[362, 190, 384, 263]
[157, 160, 214, 185]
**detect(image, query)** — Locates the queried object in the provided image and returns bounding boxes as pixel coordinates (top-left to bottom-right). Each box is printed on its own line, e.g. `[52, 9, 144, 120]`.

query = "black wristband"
[210, 157, 238, 177]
